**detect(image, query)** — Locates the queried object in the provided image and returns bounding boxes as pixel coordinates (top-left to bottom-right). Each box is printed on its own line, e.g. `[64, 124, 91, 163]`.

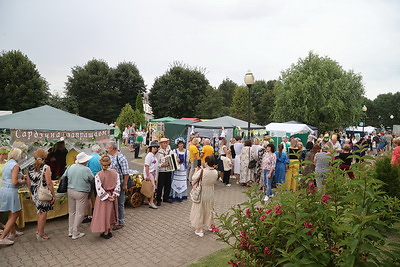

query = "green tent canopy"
[0, 105, 113, 131]
[149, 117, 177, 123]
[164, 119, 199, 148]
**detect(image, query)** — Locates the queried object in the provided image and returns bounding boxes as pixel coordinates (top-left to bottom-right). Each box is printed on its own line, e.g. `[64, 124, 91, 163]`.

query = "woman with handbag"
[90, 155, 120, 239]
[143, 141, 159, 209]
[0, 148, 26, 246]
[190, 156, 218, 237]
[27, 149, 55, 241]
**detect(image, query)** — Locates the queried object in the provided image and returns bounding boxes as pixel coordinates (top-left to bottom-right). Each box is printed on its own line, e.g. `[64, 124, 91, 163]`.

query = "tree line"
[0, 50, 398, 131]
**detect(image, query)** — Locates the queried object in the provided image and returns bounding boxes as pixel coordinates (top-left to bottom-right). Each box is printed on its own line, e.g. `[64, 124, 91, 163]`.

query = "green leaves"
[213, 157, 400, 266]
[273, 51, 364, 131]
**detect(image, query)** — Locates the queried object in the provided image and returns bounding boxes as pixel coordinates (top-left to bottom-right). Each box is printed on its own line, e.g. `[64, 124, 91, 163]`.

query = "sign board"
[11, 129, 110, 143]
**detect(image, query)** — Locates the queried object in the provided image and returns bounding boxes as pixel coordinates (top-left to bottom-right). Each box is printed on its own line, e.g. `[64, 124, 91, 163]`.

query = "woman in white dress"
[233, 136, 243, 181]
[170, 138, 190, 202]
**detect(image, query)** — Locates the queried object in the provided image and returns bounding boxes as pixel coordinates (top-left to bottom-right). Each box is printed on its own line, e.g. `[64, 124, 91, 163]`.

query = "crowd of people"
[0, 129, 399, 245]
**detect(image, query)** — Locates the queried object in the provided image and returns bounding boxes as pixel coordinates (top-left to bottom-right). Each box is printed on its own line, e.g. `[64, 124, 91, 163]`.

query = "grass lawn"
[187, 247, 234, 267]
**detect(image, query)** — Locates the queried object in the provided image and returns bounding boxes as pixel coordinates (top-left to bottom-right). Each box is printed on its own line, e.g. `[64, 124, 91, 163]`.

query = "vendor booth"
[164, 119, 200, 148]
[0, 105, 113, 227]
[345, 126, 376, 137]
[148, 117, 178, 141]
[191, 116, 265, 140]
[265, 122, 313, 145]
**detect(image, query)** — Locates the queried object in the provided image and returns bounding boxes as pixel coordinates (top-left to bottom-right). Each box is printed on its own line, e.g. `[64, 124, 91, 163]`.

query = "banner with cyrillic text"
[11, 129, 110, 143]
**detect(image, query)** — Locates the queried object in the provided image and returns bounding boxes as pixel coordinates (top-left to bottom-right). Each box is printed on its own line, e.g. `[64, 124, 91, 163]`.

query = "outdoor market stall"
[265, 122, 313, 145]
[0, 105, 113, 227]
[190, 116, 265, 141]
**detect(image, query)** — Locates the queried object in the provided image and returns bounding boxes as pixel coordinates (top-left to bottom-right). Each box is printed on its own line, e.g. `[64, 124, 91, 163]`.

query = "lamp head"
[244, 70, 255, 86]
[362, 105, 367, 112]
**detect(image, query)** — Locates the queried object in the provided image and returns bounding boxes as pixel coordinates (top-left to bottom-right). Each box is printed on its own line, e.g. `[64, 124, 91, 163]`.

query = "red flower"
[331, 246, 339, 252]
[257, 207, 263, 213]
[263, 246, 271, 255]
[259, 215, 267, 221]
[209, 224, 220, 233]
[360, 258, 367, 262]
[308, 188, 318, 194]
[308, 182, 315, 189]
[265, 209, 273, 214]
[321, 194, 332, 203]
[245, 208, 251, 215]
[274, 205, 283, 214]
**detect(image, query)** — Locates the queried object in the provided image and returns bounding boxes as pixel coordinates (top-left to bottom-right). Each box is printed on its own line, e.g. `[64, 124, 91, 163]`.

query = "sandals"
[36, 233, 50, 242]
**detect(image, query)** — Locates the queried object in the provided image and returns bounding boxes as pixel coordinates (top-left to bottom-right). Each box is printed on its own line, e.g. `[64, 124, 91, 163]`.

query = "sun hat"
[159, 137, 169, 143]
[148, 141, 159, 148]
[75, 152, 92, 164]
[99, 155, 111, 166]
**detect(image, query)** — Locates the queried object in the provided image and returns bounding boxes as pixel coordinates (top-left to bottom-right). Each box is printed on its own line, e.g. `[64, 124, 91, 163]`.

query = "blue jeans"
[117, 187, 125, 225]
[263, 169, 274, 197]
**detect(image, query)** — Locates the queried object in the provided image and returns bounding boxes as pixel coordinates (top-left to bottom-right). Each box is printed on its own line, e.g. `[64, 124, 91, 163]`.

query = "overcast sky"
[1, 0, 399, 100]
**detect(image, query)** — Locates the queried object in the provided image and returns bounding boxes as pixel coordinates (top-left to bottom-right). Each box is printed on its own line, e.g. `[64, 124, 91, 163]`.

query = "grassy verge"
[187, 247, 234, 267]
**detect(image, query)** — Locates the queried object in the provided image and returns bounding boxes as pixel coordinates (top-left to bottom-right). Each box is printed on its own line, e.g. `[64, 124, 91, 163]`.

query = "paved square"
[0, 147, 248, 267]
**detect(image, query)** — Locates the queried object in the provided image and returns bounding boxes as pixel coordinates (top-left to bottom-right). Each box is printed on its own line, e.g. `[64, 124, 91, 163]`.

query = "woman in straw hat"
[64, 152, 94, 240]
[90, 155, 120, 239]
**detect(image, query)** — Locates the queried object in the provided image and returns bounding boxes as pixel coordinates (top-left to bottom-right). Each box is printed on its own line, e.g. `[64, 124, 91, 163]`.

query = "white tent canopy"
[265, 122, 313, 136]
[345, 126, 376, 134]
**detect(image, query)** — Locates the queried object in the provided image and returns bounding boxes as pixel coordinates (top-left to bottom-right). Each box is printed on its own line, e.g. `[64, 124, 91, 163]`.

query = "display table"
[16, 189, 69, 228]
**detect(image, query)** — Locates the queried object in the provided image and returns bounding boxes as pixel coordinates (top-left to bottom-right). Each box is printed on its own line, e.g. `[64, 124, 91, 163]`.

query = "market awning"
[0, 105, 113, 142]
[149, 117, 177, 123]
[191, 116, 264, 129]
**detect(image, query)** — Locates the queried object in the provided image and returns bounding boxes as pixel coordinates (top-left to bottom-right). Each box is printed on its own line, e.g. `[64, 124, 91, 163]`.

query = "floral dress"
[28, 164, 54, 213]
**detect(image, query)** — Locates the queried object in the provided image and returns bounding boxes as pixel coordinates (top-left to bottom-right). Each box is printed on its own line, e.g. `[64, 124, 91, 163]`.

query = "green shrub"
[374, 156, 400, 199]
[213, 156, 400, 266]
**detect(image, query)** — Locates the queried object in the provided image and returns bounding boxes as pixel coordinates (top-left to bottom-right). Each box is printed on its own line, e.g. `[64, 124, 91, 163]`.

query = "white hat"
[75, 152, 92, 164]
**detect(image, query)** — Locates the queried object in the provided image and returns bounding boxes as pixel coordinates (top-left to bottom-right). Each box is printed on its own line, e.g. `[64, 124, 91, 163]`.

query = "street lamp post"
[244, 70, 255, 139]
[362, 105, 367, 136]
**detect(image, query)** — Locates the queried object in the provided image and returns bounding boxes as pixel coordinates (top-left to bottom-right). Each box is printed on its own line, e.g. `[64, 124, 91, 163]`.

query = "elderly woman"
[27, 149, 55, 241]
[190, 156, 218, 237]
[239, 140, 257, 186]
[90, 155, 120, 239]
[0, 148, 26, 245]
[391, 138, 400, 165]
[144, 141, 159, 209]
[314, 144, 331, 191]
[188, 137, 200, 181]
[286, 139, 300, 190]
[171, 138, 189, 202]
[63, 152, 94, 240]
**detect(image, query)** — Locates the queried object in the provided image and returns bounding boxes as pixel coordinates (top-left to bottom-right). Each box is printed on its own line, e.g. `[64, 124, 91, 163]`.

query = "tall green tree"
[0, 50, 49, 112]
[255, 80, 276, 125]
[111, 62, 145, 110]
[218, 78, 237, 109]
[135, 93, 144, 113]
[371, 92, 400, 128]
[65, 59, 118, 123]
[273, 51, 365, 131]
[230, 86, 254, 121]
[149, 62, 209, 118]
[195, 85, 225, 119]
[116, 103, 135, 130]
[134, 109, 146, 129]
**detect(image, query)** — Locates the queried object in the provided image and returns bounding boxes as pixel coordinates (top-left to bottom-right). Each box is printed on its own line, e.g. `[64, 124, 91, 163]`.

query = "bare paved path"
[0, 146, 247, 267]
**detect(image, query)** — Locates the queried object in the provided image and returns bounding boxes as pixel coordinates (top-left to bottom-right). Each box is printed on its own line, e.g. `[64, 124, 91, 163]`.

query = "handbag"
[248, 147, 257, 169]
[38, 166, 53, 201]
[57, 166, 70, 193]
[190, 169, 203, 203]
[140, 180, 154, 198]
